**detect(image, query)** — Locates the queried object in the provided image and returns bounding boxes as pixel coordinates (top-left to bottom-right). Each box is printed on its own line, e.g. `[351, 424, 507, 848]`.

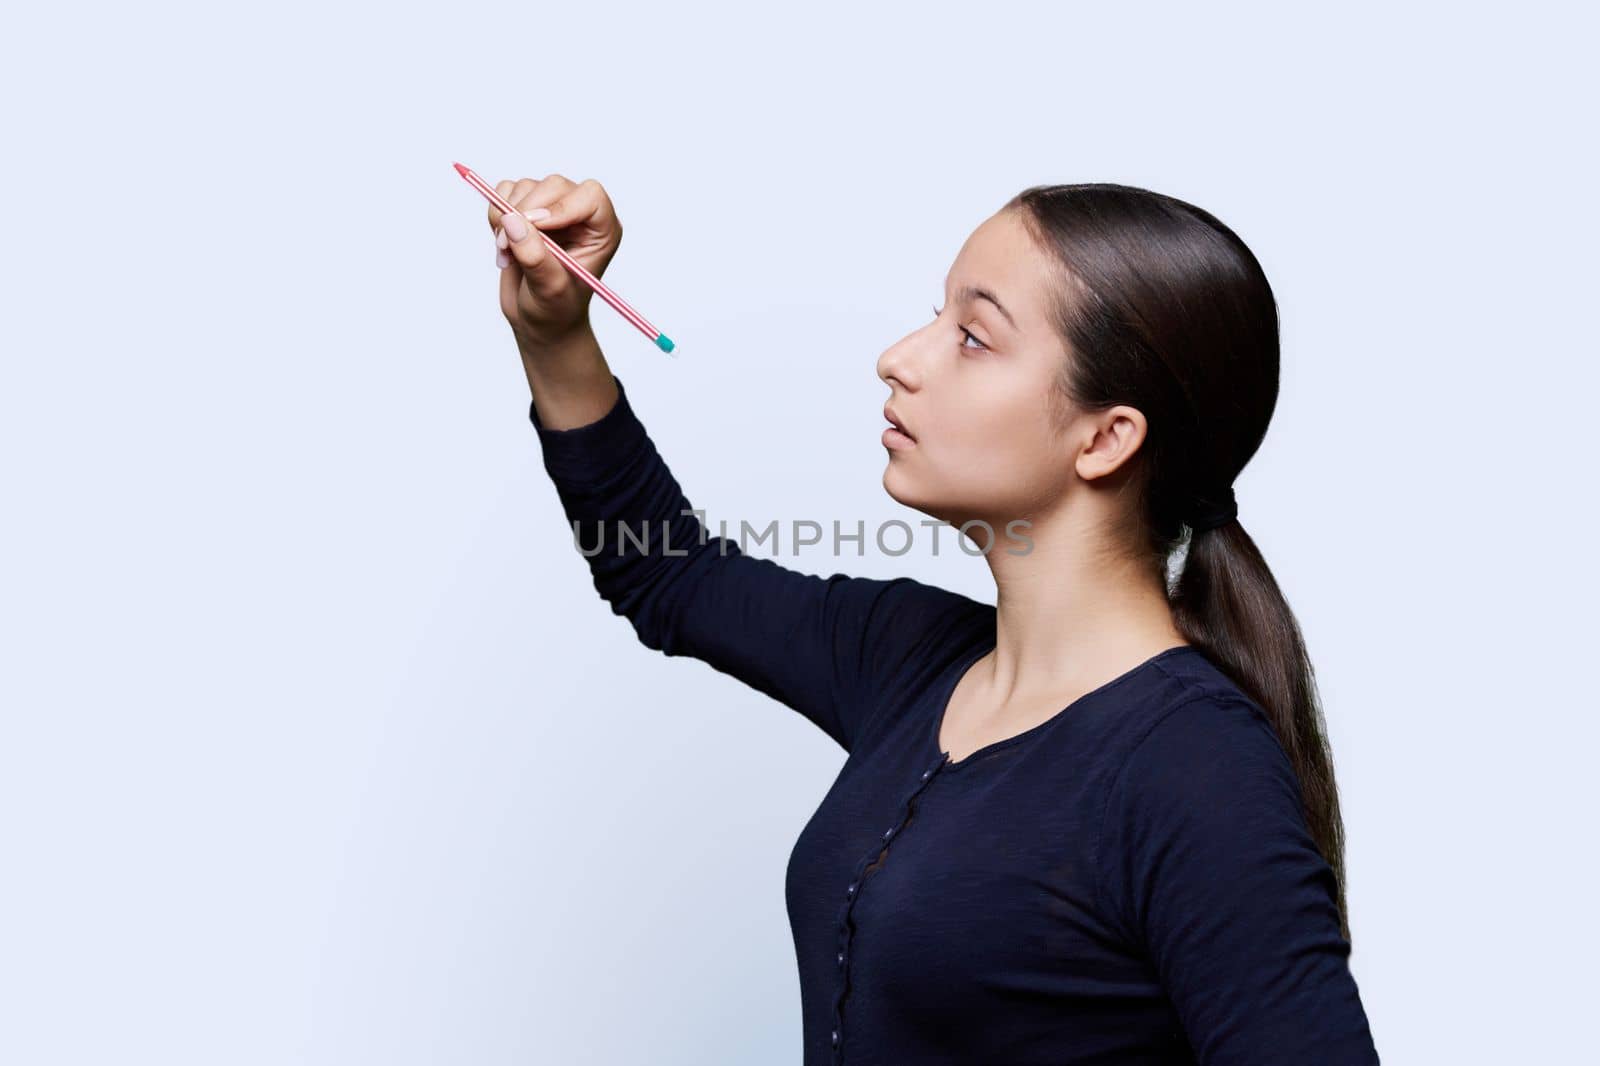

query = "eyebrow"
[948, 282, 1019, 332]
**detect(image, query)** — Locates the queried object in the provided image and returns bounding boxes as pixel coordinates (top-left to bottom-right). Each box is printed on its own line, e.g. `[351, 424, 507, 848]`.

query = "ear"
[1073, 404, 1149, 484]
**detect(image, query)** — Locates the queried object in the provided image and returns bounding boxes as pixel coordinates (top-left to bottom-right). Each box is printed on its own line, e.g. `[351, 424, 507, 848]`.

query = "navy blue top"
[529, 375, 1379, 1065]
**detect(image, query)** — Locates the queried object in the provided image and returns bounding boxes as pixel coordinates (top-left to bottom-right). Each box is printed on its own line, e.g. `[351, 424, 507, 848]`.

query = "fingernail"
[495, 227, 508, 250]
[525, 207, 551, 222]
[503, 213, 527, 242]
[496, 250, 511, 268]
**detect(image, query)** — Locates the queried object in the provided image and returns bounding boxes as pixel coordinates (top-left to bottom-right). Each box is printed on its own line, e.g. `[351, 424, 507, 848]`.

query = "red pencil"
[454, 162, 675, 356]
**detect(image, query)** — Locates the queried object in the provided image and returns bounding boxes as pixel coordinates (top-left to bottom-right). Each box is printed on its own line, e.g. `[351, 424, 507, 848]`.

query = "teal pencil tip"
[656, 333, 676, 355]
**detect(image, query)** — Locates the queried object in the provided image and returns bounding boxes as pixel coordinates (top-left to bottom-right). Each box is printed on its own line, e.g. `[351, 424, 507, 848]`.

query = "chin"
[882, 466, 956, 525]
[881, 464, 924, 510]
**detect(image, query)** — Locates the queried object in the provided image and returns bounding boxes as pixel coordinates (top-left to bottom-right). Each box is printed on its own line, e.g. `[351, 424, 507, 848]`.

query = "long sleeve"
[527, 374, 985, 753]
[1095, 695, 1380, 1064]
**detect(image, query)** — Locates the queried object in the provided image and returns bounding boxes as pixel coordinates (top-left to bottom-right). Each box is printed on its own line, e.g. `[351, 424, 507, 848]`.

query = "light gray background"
[4, 2, 1594, 1062]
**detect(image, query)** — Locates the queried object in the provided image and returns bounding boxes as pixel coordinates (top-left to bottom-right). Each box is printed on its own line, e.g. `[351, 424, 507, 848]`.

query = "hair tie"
[1188, 484, 1237, 533]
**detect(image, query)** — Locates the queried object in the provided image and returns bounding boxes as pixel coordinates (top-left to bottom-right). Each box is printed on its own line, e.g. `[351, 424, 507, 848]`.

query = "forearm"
[518, 325, 618, 431]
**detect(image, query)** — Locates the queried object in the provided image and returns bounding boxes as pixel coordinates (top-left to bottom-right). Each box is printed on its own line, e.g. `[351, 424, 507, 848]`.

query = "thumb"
[501, 206, 560, 286]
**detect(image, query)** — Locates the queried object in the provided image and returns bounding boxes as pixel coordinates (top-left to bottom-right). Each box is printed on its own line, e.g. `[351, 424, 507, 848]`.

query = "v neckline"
[927, 639, 1196, 772]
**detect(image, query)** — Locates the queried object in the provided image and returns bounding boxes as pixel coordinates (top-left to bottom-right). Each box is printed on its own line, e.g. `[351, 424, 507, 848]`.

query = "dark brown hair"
[1006, 183, 1352, 943]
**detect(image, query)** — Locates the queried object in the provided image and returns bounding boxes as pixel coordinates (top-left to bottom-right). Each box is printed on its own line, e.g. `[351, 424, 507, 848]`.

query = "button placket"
[828, 754, 950, 1063]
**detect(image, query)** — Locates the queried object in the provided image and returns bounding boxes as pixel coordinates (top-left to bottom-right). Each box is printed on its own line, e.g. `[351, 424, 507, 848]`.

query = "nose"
[876, 333, 925, 392]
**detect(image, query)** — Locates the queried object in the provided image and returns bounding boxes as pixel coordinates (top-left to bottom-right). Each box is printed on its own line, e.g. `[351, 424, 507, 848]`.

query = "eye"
[930, 304, 988, 352]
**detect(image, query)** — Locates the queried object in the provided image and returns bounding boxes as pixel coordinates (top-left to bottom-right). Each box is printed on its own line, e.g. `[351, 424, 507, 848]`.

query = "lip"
[882, 425, 916, 450]
[883, 404, 916, 442]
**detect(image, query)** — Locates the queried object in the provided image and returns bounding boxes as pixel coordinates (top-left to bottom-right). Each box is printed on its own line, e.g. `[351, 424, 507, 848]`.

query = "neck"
[969, 505, 1186, 703]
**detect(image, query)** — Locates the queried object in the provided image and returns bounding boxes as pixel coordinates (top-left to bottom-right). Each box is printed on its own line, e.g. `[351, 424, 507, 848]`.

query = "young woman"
[487, 175, 1379, 1064]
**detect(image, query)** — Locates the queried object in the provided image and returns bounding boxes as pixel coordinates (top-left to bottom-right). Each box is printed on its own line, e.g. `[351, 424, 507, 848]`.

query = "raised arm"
[522, 332, 985, 753]
[485, 172, 984, 752]
[1095, 695, 1381, 1064]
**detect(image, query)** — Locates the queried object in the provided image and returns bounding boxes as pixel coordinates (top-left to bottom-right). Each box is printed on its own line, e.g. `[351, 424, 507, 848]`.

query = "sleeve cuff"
[527, 374, 650, 484]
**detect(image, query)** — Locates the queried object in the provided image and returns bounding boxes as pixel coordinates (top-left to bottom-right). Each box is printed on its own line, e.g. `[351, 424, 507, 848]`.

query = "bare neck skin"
[942, 496, 1186, 752]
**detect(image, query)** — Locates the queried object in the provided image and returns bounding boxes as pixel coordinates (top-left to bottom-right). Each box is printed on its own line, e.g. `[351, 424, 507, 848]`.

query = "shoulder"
[1111, 689, 1300, 822]
[864, 575, 993, 639]
[1082, 648, 1295, 807]
[1093, 674, 1316, 896]
[1093, 686, 1321, 936]
[797, 571, 991, 661]
[1116, 649, 1295, 788]
[839, 575, 993, 746]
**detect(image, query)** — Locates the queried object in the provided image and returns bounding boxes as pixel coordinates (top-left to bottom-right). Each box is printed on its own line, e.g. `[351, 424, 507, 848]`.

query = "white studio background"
[3, 2, 1593, 1063]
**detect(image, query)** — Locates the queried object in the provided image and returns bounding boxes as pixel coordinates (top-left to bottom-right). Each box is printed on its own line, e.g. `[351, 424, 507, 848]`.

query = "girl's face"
[876, 209, 1084, 534]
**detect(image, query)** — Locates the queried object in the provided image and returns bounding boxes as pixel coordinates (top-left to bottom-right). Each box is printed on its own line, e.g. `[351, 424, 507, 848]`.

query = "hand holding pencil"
[460, 166, 674, 355]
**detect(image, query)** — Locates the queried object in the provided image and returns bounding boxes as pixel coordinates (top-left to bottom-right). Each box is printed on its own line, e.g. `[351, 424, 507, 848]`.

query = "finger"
[508, 174, 577, 222]
[486, 179, 521, 234]
[485, 175, 568, 234]
[502, 177, 581, 291]
[529, 178, 618, 236]
[502, 207, 558, 288]
[500, 246, 522, 305]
